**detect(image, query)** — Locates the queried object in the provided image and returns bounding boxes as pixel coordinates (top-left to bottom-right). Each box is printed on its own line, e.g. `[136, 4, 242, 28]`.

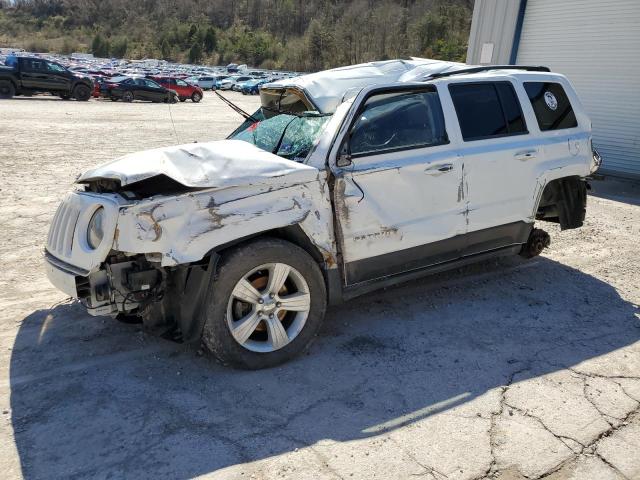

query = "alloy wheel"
[226, 263, 311, 353]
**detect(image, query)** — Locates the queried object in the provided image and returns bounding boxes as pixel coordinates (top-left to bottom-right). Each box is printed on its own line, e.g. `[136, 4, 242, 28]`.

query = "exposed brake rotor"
[232, 271, 289, 333]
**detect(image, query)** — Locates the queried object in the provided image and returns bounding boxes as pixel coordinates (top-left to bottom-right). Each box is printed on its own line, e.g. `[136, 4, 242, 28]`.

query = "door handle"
[514, 150, 537, 161]
[425, 163, 454, 174]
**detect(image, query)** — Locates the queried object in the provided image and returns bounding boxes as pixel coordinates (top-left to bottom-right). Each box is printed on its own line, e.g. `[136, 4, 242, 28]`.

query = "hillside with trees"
[0, 0, 473, 70]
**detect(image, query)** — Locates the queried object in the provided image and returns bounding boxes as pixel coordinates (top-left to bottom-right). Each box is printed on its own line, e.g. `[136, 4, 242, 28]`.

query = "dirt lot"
[0, 92, 639, 480]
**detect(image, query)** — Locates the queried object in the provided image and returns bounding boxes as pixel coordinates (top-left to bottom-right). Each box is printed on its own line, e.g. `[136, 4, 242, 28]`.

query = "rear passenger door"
[447, 80, 539, 254]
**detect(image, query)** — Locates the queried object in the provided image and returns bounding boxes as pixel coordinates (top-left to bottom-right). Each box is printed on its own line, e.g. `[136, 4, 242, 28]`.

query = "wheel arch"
[535, 175, 588, 230]
[213, 225, 325, 266]
[165, 225, 340, 348]
[208, 225, 343, 305]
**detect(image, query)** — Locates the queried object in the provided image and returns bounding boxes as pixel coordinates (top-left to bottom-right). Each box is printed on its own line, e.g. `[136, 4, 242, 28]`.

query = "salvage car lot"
[0, 91, 639, 479]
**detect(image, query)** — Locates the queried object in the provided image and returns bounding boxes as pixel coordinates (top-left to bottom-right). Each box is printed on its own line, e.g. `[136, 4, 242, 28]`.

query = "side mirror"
[336, 138, 352, 167]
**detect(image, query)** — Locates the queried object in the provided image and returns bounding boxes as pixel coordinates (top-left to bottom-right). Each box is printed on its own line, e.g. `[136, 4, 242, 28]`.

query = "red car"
[149, 76, 203, 103]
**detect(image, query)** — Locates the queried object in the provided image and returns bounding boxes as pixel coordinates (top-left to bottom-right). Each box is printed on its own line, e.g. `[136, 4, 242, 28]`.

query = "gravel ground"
[0, 92, 639, 480]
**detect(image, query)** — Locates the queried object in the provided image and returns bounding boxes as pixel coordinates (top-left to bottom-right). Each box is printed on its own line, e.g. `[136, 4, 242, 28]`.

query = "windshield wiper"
[215, 91, 259, 122]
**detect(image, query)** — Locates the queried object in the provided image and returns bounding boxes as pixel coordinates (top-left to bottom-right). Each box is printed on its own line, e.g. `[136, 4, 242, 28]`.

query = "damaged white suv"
[45, 59, 601, 368]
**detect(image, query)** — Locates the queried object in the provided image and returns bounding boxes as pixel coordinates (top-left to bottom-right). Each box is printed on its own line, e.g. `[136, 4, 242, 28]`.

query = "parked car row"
[1, 50, 302, 102]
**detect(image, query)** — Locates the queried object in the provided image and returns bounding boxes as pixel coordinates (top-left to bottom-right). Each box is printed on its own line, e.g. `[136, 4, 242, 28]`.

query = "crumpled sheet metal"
[114, 177, 336, 268]
[268, 57, 468, 113]
[77, 139, 319, 189]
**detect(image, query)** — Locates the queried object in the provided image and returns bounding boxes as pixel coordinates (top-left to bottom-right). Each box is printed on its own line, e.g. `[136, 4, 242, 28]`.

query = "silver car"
[188, 76, 216, 90]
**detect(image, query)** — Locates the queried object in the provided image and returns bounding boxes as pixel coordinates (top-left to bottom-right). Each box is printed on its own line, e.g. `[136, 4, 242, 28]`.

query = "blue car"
[240, 78, 271, 95]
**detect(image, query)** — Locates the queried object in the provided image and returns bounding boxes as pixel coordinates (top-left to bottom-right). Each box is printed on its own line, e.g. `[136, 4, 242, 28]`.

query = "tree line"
[0, 0, 473, 71]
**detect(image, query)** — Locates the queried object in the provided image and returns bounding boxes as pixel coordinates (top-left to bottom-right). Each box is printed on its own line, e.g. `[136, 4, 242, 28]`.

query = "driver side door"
[19, 58, 50, 90]
[332, 86, 466, 286]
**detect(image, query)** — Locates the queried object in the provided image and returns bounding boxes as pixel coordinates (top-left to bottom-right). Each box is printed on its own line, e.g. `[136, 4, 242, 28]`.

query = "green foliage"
[0, 0, 472, 68]
[160, 37, 172, 60]
[111, 36, 128, 58]
[188, 42, 203, 63]
[91, 33, 110, 57]
[204, 26, 217, 53]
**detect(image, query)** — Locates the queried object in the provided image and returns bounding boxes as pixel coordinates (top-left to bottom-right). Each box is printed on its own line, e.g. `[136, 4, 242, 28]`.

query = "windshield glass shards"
[229, 110, 331, 162]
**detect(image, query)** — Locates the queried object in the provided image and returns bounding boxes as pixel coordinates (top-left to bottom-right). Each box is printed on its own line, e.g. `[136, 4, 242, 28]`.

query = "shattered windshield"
[229, 110, 331, 162]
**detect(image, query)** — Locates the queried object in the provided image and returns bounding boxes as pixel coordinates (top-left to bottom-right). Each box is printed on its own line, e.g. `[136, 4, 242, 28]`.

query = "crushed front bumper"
[44, 251, 84, 298]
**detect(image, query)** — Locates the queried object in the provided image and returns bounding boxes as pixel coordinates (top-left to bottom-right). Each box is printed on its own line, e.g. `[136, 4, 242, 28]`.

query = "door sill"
[342, 244, 522, 301]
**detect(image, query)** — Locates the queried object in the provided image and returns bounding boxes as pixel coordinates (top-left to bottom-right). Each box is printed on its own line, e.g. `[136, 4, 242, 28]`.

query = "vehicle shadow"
[0, 96, 67, 102]
[589, 176, 640, 206]
[9, 256, 639, 479]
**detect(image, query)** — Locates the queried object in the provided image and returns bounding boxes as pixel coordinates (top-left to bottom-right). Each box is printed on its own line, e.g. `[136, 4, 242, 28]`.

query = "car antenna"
[214, 91, 259, 122]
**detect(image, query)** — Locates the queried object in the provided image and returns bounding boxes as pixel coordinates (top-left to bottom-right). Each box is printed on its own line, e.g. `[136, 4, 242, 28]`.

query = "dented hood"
[77, 140, 319, 189]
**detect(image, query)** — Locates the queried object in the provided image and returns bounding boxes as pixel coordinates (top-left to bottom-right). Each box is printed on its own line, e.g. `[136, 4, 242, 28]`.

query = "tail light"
[589, 138, 602, 173]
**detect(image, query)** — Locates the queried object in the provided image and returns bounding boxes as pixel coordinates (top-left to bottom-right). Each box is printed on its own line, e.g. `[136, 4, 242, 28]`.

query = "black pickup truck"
[0, 57, 94, 100]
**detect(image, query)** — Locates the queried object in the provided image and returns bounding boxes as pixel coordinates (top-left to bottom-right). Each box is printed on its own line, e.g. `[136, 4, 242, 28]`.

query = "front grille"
[46, 199, 81, 258]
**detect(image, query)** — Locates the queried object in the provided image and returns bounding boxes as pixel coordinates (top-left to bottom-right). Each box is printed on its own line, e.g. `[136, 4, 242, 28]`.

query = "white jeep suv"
[44, 59, 601, 369]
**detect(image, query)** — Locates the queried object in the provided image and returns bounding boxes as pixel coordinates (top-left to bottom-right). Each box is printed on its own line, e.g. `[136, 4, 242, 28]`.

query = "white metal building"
[467, 0, 640, 179]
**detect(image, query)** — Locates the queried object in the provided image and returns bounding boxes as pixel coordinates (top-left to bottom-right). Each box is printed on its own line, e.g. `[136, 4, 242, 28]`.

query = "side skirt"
[341, 244, 523, 302]
[344, 221, 532, 285]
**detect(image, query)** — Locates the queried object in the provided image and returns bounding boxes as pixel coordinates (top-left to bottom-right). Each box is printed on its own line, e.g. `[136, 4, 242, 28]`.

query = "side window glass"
[449, 82, 527, 141]
[46, 62, 65, 73]
[27, 60, 45, 71]
[495, 83, 527, 134]
[349, 89, 448, 157]
[524, 82, 577, 131]
[176, 79, 187, 86]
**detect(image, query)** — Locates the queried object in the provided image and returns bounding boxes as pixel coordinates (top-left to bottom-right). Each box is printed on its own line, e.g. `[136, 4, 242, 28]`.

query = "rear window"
[524, 82, 577, 131]
[449, 82, 527, 141]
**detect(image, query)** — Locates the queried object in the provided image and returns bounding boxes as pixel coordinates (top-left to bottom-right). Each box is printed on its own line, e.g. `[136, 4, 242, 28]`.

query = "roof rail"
[426, 65, 550, 80]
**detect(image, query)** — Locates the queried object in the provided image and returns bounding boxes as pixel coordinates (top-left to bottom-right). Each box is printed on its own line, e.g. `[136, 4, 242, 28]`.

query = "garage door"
[516, 0, 640, 178]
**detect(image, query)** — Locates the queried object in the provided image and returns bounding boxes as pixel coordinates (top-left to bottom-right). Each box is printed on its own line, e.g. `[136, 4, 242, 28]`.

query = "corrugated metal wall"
[516, 0, 640, 178]
[466, 0, 520, 65]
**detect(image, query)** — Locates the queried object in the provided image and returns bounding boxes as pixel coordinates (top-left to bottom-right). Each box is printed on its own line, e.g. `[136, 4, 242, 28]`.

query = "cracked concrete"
[1, 94, 639, 479]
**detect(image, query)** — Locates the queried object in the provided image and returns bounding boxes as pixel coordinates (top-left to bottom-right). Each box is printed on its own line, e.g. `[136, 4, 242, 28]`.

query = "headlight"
[87, 207, 105, 249]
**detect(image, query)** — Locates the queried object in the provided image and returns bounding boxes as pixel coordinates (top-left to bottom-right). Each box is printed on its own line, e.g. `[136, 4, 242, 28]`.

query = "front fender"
[114, 178, 336, 267]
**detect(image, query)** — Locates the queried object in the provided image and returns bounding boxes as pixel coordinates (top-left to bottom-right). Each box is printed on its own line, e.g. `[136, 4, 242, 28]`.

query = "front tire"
[73, 84, 91, 101]
[0, 80, 16, 99]
[191, 92, 202, 103]
[202, 238, 327, 369]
